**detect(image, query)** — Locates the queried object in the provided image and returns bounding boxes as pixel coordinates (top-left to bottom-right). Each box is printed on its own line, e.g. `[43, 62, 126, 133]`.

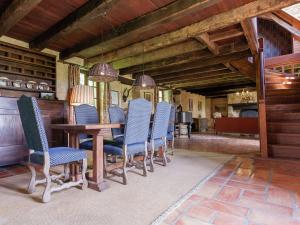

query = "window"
[80, 70, 99, 108]
[158, 90, 163, 102]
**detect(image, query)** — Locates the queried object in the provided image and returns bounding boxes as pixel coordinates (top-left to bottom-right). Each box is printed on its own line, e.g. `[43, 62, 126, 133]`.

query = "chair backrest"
[74, 104, 99, 139]
[151, 101, 171, 140]
[108, 106, 126, 139]
[17, 95, 49, 152]
[167, 105, 176, 133]
[124, 98, 152, 146]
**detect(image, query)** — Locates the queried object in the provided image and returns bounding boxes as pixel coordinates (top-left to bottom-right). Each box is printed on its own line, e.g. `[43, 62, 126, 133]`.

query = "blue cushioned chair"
[17, 95, 87, 203]
[167, 105, 176, 155]
[108, 106, 126, 144]
[74, 104, 117, 150]
[104, 98, 152, 185]
[149, 101, 171, 172]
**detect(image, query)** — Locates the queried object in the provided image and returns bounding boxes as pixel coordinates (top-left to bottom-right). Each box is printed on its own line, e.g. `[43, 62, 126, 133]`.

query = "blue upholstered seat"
[17, 95, 87, 202]
[30, 147, 87, 166]
[167, 105, 176, 142]
[74, 104, 122, 154]
[103, 98, 152, 184]
[148, 101, 171, 171]
[108, 106, 126, 145]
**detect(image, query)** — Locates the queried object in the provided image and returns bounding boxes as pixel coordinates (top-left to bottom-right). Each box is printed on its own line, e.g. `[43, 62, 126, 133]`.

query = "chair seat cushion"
[166, 132, 174, 141]
[30, 147, 87, 166]
[104, 142, 146, 156]
[80, 138, 123, 150]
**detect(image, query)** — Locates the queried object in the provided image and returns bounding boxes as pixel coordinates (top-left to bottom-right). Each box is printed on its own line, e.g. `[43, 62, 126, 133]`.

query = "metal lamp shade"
[70, 85, 94, 106]
[88, 63, 118, 82]
[133, 74, 156, 89]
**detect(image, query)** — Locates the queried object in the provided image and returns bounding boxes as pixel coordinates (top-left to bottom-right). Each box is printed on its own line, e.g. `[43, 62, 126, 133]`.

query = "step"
[266, 94, 300, 104]
[267, 112, 300, 122]
[266, 103, 300, 112]
[265, 76, 300, 84]
[268, 144, 300, 159]
[267, 122, 300, 133]
[266, 89, 300, 96]
[266, 83, 300, 90]
[268, 133, 300, 145]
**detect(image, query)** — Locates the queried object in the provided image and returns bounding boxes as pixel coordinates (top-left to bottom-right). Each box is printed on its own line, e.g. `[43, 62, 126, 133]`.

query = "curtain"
[68, 64, 80, 124]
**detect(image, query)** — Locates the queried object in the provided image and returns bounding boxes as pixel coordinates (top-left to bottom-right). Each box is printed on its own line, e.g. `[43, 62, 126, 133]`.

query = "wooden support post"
[256, 38, 268, 158]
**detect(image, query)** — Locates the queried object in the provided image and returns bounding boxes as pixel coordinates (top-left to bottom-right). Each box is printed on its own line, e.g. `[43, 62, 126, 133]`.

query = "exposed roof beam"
[274, 10, 300, 29]
[134, 50, 251, 77]
[108, 40, 205, 70]
[186, 81, 255, 92]
[230, 58, 256, 81]
[61, 0, 219, 59]
[30, 0, 120, 50]
[209, 28, 244, 42]
[240, 17, 259, 55]
[192, 86, 256, 97]
[155, 69, 230, 83]
[126, 44, 249, 76]
[195, 33, 219, 55]
[0, 0, 42, 37]
[173, 77, 248, 88]
[67, 0, 299, 60]
[264, 13, 300, 39]
[159, 72, 241, 85]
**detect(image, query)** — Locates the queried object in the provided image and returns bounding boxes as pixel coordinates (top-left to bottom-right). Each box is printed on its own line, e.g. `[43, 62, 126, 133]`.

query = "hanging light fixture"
[88, 11, 118, 82]
[133, 43, 156, 89]
[88, 63, 118, 82]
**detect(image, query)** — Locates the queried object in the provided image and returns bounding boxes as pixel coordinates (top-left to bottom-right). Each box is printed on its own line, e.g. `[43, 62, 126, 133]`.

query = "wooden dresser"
[0, 97, 67, 166]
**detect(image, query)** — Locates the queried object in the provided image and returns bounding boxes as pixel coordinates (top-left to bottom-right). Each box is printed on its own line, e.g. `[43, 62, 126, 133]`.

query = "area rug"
[0, 150, 232, 225]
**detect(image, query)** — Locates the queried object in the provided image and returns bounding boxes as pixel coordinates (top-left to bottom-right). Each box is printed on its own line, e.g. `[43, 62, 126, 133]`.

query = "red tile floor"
[1, 134, 300, 225]
[161, 134, 300, 225]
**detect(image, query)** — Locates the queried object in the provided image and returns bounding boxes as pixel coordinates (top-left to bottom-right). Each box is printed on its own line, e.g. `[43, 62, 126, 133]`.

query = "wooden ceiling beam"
[147, 64, 227, 80]
[209, 28, 244, 42]
[108, 40, 205, 70]
[155, 69, 230, 83]
[230, 58, 256, 81]
[185, 81, 255, 92]
[240, 17, 259, 55]
[195, 33, 220, 55]
[0, 0, 42, 37]
[192, 86, 256, 97]
[133, 50, 251, 77]
[159, 72, 242, 85]
[173, 77, 249, 88]
[274, 10, 300, 29]
[30, 0, 120, 50]
[65, 0, 298, 60]
[61, 0, 219, 60]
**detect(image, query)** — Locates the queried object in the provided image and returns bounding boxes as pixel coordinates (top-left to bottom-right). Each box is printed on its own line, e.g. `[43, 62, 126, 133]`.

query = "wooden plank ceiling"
[0, 0, 299, 97]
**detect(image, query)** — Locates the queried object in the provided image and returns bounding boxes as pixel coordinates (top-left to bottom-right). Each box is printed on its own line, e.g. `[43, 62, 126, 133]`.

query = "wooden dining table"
[50, 123, 121, 192]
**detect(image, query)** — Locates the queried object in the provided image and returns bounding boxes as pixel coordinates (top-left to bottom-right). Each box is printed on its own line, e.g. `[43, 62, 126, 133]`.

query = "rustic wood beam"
[68, 0, 299, 60]
[195, 33, 220, 55]
[274, 10, 300, 29]
[209, 27, 244, 42]
[108, 40, 205, 70]
[192, 86, 256, 96]
[159, 72, 241, 85]
[173, 77, 248, 88]
[265, 13, 300, 39]
[230, 58, 256, 81]
[61, 0, 219, 60]
[30, 0, 119, 50]
[134, 50, 251, 77]
[241, 17, 259, 55]
[155, 68, 230, 83]
[185, 81, 255, 91]
[0, 0, 42, 37]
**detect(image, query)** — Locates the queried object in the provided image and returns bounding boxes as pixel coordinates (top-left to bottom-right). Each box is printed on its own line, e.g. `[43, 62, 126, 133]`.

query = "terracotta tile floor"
[161, 151, 300, 225]
[1, 134, 300, 225]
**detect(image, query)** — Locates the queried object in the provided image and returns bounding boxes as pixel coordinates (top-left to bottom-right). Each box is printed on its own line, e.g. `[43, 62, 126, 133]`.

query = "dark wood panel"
[0, 96, 67, 166]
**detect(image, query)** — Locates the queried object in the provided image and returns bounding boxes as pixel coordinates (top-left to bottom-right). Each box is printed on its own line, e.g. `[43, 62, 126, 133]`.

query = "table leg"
[88, 133, 109, 191]
[68, 132, 79, 181]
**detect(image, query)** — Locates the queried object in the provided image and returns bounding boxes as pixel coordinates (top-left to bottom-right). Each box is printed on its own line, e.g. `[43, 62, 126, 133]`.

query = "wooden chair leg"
[81, 159, 88, 190]
[42, 160, 51, 203]
[64, 163, 70, 181]
[122, 154, 128, 185]
[27, 163, 36, 194]
[162, 145, 167, 166]
[149, 147, 154, 172]
[143, 144, 148, 176]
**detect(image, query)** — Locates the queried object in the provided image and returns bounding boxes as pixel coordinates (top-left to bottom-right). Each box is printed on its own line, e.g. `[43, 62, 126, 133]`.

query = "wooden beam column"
[256, 38, 268, 158]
